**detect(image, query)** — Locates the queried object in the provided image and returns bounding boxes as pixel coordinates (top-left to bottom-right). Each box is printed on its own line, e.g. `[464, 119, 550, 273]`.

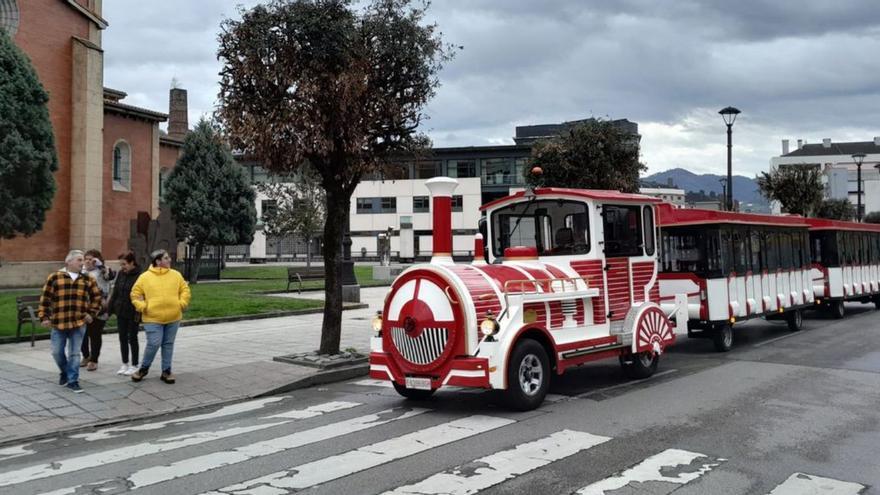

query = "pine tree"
[0, 30, 58, 239]
[163, 119, 257, 282]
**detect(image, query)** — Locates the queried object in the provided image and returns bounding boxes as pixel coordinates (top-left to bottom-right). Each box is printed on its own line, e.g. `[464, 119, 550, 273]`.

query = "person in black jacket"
[108, 251, 142, 376]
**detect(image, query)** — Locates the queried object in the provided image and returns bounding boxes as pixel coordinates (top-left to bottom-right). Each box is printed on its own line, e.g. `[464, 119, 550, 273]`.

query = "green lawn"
[0, 264, 386, 339]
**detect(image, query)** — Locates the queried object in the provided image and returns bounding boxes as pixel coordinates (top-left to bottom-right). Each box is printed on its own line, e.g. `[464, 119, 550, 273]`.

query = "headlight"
[371, 311, 383, 334]
[480, 312, 499, 336]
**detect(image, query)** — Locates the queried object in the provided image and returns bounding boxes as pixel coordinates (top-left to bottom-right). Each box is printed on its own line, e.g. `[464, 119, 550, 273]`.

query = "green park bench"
[16, 295, 41, 347]
[287, 267, 323, 293]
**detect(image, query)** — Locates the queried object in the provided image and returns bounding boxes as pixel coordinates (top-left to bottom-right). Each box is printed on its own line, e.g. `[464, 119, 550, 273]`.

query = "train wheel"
[712, 323, 733, 352]
[830, 300, 846, 319]
[786, 309, 803, 332]
[619, 351, 658, 380]
[392, 382, 436, 400]
[505, 339, 549, 411]
[874, 296, 880, 310]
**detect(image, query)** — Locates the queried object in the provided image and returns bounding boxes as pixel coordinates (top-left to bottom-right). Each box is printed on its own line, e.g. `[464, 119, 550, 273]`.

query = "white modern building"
[639, 187, 686, 206]
[770, 138, 880, 217]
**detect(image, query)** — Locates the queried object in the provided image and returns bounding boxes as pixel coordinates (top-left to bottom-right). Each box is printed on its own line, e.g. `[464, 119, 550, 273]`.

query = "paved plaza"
[0, 286, 387, 445]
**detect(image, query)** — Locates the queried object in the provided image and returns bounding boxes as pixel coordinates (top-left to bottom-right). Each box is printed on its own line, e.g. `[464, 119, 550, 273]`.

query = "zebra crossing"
[0, 388, 868, 495]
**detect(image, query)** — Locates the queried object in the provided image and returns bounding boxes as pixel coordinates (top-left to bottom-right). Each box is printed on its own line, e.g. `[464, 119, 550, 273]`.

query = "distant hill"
[643, 168, 767, 207]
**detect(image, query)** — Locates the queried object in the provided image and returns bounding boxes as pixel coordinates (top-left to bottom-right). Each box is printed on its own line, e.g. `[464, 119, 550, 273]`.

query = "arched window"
[112, 141, 132, 191]
[158, 167, 170, 201]
[0, 0, 19, 37]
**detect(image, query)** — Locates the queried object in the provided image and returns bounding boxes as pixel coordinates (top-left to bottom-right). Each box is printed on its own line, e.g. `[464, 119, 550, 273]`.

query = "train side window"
[602, 204, 643, 257]
[779, 232, 793, 269]
[642, 207, 655, 256]
[733, 228, 748, 274]
[764, 231, 779, 270]
[750, 229, 762, 272]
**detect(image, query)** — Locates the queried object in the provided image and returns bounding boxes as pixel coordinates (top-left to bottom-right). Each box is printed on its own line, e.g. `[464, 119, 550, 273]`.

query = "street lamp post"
[719, 106, 741, 211]
[852, 153, 866, 222]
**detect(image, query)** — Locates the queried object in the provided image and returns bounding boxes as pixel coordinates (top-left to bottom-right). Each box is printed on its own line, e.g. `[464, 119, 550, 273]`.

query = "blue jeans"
[51, 326, 86, 384]
[141, 321, 180, 372]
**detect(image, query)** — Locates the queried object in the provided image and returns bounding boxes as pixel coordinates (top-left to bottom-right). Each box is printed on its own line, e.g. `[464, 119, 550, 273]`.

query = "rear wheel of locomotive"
[830, 300, 846, 319]
[504, 339, 549, 411]
[392, 382, 436, 401]
[786, 309, 803, 332]
[712, 323, 733, 352]
[619, 351, 659, 379]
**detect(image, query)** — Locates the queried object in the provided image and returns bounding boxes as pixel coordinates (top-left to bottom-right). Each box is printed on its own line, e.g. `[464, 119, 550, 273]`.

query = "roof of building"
[104, 100, 167, 122]
[480, 187, 661, 211]
[640, 187, 686, 195]
[782, 141, 880, 157]
[657, 203, 809, 228]
[103, 87, 127, 102]
[160, 135, 185, 147]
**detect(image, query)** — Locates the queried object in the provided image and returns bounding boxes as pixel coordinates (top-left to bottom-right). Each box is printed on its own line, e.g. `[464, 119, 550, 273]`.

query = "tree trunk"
[319, 192, 348, 355]
[190, 243, 203, 284]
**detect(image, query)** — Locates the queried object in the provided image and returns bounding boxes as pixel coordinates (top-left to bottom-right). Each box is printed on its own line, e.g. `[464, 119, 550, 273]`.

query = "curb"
[258, 363, 370, 397]
[0, 303, 369, 345]
[0, 362, 370, 448]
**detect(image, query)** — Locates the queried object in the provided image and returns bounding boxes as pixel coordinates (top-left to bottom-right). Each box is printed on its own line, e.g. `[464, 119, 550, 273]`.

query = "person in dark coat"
[108, 251, 142, 376]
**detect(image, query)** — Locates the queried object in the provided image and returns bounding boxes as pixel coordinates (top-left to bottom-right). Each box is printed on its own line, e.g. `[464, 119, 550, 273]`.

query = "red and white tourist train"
[806, 218, 880, 317]
[657, 205, 815, 351]
[369, 177, 687, 410]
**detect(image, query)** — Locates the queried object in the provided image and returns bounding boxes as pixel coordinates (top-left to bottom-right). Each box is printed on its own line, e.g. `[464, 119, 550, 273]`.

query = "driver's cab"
[481, 188, 660, 265]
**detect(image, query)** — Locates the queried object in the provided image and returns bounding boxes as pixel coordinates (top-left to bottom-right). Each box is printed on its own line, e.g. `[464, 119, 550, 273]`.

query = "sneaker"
[116, 364, 129, 375]
[160, 371, 176, 384]
[123, 365, 137, 376]
[86, 361, 98, 372]
[67, 382, 84, 393]
[80, 357, 89, 367]
[131, 368, 148, 382]
[59, 373, 68, 386]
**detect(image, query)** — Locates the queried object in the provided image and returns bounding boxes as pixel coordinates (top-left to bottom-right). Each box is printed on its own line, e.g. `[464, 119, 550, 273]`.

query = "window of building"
[261, 199, 278, 221]
[451, 195, 463, 212]
[482, 158, 515, 185]
[0, 0, 19, 37]
[158, 167, 170, 202]
[112, 141, 132, 191]
[514, 157, 529, 184]
[413, 196, 429, 213]
[380, 197, 396, 213]
[415, 161, 440, 179]
[602, 204, 643, 257]
[447, 160, 476, 178]
[356, 198, 373, 214]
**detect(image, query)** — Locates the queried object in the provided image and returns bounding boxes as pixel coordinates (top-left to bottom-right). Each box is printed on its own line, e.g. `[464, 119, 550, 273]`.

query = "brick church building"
[0, 0, 187, 285]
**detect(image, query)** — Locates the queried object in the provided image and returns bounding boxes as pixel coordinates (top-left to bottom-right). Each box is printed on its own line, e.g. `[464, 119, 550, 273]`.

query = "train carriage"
[806, 218, 880, 316]
[657, 205, 814, 351]
[369, 178, 688, 410]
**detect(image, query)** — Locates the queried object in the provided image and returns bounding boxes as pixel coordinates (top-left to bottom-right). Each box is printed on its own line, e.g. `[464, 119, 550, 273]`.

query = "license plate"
[405, 376, 432, 390]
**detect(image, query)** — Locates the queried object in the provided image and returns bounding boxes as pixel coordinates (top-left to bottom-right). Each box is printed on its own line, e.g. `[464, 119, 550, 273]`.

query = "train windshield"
[490, 199, 590, 257]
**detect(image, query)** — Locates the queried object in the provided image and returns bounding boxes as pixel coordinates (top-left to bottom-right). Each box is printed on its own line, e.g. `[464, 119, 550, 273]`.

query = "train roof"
[656, 203, 810, 228]
[480, 188, 661, 211]
[804, 217, 880, 233]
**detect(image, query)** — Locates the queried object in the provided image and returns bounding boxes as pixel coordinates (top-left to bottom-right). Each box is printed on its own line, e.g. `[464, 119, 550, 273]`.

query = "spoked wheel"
[712, 323, 733, 352]
[392, 382, 436, 401]
[830, 300, 846, 319]
[504, 339, 549, 411]
[785, 309, 803, 332]
[619, 351, 659, 379]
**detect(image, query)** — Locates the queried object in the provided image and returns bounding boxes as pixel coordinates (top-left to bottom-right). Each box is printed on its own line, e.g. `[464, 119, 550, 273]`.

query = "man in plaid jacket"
[38, 250, 103, 393]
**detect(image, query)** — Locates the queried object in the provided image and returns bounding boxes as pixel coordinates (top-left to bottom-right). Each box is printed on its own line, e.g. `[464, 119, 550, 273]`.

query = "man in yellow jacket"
[130, 249, 191, 384]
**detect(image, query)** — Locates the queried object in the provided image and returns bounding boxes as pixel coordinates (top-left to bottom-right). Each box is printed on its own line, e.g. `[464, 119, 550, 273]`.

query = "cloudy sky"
[103, 0, 880, 177]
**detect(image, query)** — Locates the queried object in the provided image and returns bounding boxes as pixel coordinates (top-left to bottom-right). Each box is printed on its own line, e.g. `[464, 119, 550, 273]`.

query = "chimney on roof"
[874, 136, 880, 146]
[797, 139, 803, 149]
[168, 88, 188, 141]
[782, 139, 790, 155]
[822, 138, 832, 148]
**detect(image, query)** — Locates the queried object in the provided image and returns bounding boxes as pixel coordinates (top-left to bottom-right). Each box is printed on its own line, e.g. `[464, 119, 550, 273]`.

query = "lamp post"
[852, 153, 866, 222]
[719, 106, 741, 211]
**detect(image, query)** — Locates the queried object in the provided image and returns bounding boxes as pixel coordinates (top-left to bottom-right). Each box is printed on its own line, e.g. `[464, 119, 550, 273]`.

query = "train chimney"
[425, 177, 458, 264]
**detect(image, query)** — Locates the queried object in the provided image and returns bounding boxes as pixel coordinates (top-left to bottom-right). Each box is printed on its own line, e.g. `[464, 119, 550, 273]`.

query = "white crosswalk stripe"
[381, 430, 610, 495]
[0, 400, 357, 488]
[203, 415, 516, 494]
[767, 472, 866, 495]
[70, 397, 287, 441]
[576, 448, 725, 495]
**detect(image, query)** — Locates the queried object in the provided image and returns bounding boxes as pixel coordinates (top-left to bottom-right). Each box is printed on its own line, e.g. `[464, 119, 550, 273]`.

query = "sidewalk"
[0, 286, 387, 445]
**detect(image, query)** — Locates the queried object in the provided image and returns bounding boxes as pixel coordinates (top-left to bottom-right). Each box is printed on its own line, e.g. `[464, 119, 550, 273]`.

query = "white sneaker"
[117, 364, 129, 375]
[124, 365, 137, 376]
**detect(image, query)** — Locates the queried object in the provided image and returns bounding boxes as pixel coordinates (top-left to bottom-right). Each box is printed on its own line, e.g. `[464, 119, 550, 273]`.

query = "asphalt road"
[2, 302, 879, 494]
